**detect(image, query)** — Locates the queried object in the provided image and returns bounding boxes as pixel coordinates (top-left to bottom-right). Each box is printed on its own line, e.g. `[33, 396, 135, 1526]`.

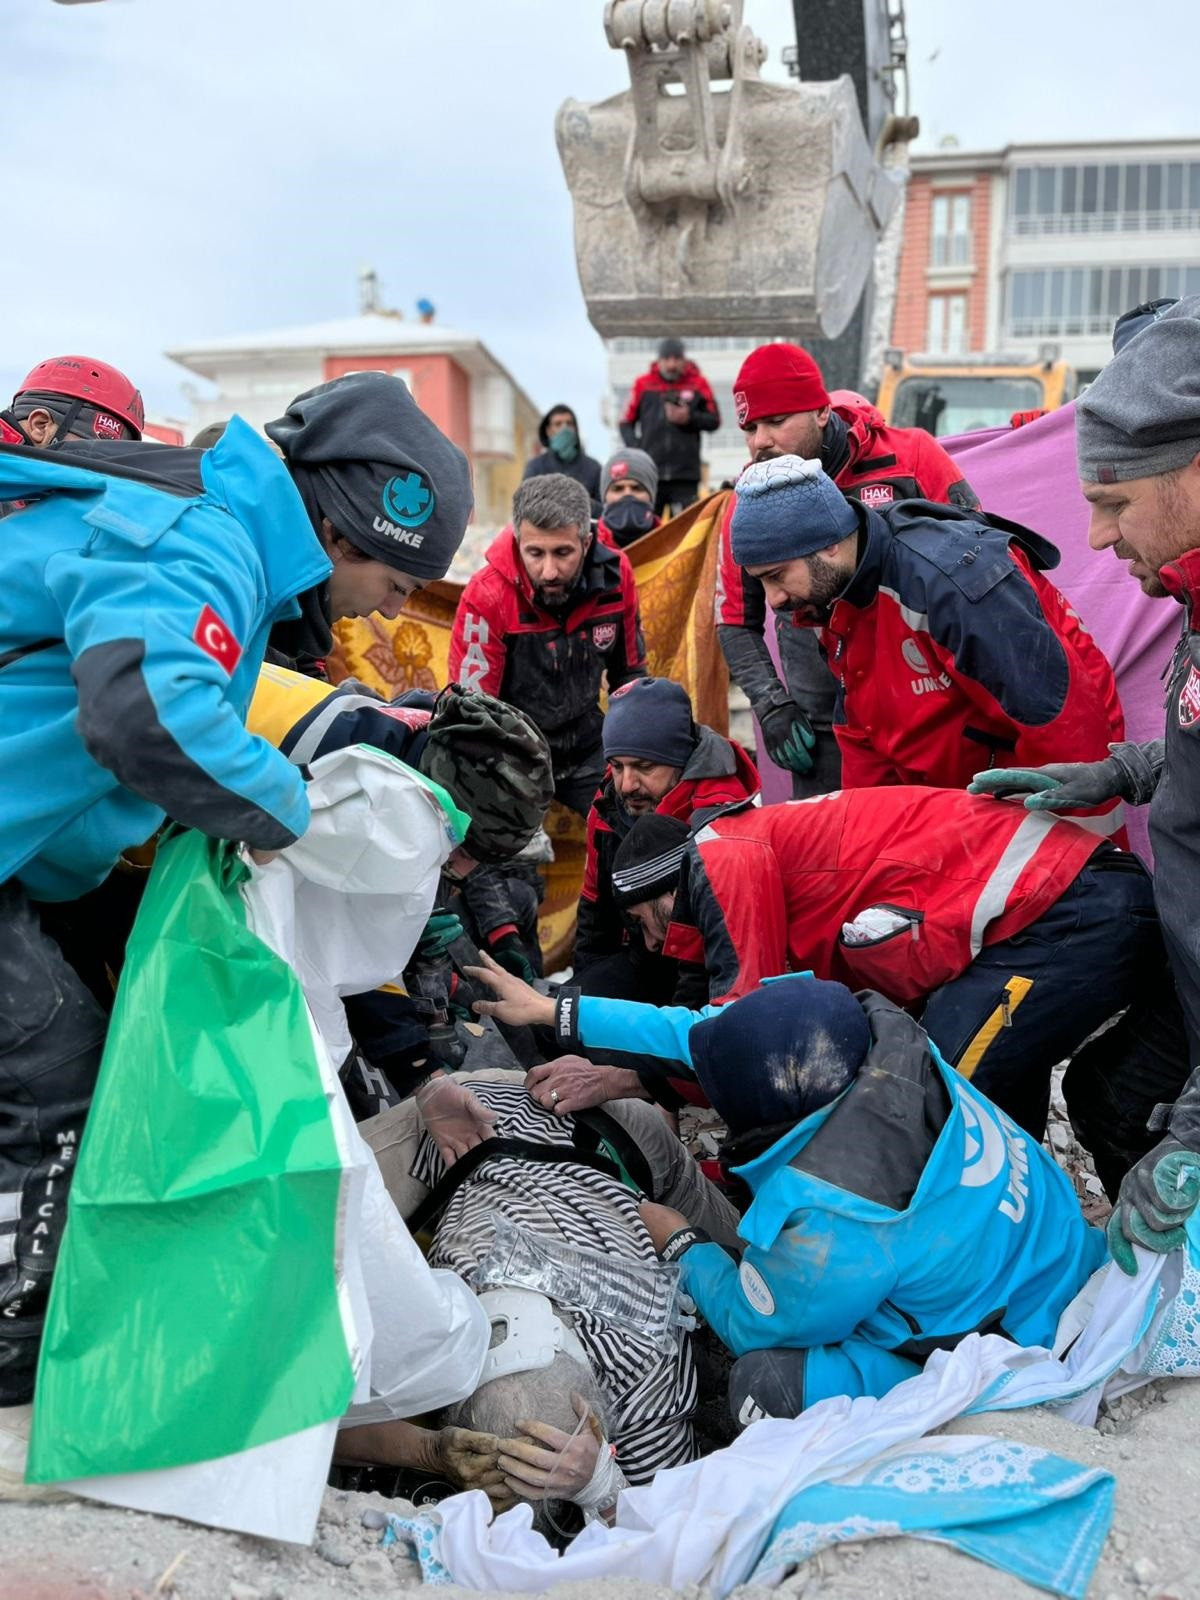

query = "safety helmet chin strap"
[42, 396, 85, 448]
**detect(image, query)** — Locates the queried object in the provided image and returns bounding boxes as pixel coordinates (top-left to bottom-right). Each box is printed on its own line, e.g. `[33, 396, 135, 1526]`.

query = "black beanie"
[603, 677, 696, 767]
[266, 372, 473, 582]
[690, 977, 870, 1137]
[611, 813, 689, 908]
[657, 338, 686, 360]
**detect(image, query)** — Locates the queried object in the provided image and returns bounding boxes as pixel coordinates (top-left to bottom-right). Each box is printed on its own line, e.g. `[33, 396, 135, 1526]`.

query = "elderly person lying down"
[336, 1071, 740, 1527]
[469, 960, 1108, 1425]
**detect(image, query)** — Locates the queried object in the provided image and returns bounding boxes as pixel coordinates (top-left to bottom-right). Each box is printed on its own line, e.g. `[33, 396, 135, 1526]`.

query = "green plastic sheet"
[28, 829, 355, 1483]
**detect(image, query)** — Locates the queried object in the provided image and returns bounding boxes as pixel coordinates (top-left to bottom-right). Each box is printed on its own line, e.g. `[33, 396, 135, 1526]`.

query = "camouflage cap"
[422, 684, 554, 864]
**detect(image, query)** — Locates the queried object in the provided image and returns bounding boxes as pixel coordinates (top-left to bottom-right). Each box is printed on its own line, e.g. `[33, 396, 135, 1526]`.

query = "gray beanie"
[601, 447, 659, 502]
[266, 371, 473, 581]
[1077, 294, 1200, 484]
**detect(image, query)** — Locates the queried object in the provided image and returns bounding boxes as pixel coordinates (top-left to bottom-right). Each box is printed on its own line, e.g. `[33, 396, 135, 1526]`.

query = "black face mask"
[603, 497, 656, 542]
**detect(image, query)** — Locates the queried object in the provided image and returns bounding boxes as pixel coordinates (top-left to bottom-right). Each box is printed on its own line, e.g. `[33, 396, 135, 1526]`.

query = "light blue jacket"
[562, 980, 1106, 1395]
[0, 421, 330, 900]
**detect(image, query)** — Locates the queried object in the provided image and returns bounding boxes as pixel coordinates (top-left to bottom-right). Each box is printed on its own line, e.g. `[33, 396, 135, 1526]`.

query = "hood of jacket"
[4, 419, 330, 616]
[835, 395, 888, 454]
[537, 404, 580, 448]
[733, 991, 954, 1248]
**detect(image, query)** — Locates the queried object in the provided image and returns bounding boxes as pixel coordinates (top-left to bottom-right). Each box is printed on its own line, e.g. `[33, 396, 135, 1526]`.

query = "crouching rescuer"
[575, 976, 1106, 1420]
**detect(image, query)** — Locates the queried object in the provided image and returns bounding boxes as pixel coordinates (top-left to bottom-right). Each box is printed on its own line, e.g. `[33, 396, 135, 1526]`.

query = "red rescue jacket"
[667, 790, 1104, 1005]
[576, 727, 761, 970]
[715, 396, 978, 630]
[619, 360, 721, 483]
[449, 526, 645, 765]
[818, 501, 1126, 840]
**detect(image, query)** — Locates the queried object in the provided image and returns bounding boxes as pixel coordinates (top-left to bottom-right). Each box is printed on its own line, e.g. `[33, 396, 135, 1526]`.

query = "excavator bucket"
[557, 1, 900, 341]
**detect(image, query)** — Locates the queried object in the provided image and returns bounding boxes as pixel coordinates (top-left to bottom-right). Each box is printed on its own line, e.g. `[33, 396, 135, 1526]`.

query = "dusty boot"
[0, 1404, 71, 1502]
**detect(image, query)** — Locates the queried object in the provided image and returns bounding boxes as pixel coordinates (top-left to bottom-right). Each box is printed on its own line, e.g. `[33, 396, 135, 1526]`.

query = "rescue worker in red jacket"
[716, 345, 978, 796]
[0, 356, 145, 518]
[731, 454, 1127, 836]
[449, 474, 646, 817]
[0, 355, 144, 449]
[620, 339, 720, 516]
[575, 676, 760, 1004]
[549, 789, 1160, 1139]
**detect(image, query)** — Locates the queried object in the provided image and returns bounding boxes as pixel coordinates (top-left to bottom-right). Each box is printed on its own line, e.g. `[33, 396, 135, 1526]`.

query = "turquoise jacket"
[0, 421, 330, 901]
[563, 979, 1106, 1404]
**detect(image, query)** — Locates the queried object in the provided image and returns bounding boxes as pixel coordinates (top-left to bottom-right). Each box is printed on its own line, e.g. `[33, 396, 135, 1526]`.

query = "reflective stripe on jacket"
[673, 788, 1103, 1004]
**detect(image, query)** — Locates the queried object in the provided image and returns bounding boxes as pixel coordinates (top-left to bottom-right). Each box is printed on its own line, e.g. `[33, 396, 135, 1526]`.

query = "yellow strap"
[956, 975, 1035, 1081]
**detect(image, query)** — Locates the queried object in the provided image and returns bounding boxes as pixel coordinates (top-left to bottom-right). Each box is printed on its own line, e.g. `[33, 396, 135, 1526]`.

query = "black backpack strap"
[572, 1107, 655, 1198]
[407, 1135, 626, 1236]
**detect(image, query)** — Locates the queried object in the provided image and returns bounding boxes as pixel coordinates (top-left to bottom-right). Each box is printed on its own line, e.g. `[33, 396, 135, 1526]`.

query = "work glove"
[967, 756, 1128, 809]
[415, 909, 464, 961]
[488, 930, 537, 985]
[1106, 1134, 1200, 1276]
[758, 701, 817, 775]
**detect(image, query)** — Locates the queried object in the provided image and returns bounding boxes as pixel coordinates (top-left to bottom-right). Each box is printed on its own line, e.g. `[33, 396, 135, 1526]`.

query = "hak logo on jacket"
[859, 483, 895, 508]
[1179, 663, 1200, 730]
[592, 622, 617, 650]
[374, 471, 437, 547]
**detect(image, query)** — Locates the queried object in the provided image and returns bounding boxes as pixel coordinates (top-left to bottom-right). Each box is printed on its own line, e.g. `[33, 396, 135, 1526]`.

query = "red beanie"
[732, 343, 830, 427]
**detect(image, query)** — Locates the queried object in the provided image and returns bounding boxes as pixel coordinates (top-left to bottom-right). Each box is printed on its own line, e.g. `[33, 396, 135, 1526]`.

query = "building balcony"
[1005, 314, 1116, 341]
[1009, 209, 1200, 238]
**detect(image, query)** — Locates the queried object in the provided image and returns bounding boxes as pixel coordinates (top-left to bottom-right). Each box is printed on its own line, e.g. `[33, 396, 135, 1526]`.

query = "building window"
[930, 192, 972, 266]
[1005, 262, 1200, 339]
[1009, 158, 1200, 234]
[928, 293, 969, 354]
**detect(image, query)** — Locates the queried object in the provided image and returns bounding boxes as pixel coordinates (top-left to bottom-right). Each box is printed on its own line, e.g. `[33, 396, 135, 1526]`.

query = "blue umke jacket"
[0, 420, 331, 901]
[568, 979, 1105, 1398]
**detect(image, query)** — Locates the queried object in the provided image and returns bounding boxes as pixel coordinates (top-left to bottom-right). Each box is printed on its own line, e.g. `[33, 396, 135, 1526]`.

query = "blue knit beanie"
[730, 454, 859, 568]
[690, 976, 870, 1136]
[603, 676, 696, 767]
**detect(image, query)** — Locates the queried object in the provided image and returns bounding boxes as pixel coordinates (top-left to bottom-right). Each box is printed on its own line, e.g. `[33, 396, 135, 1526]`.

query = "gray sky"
[1, 0, 1195, 449]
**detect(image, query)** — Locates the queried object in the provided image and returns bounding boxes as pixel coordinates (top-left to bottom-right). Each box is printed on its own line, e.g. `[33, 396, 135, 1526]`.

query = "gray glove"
[967, 756, 1129, 809]
[758, 701, 817, 775]
[1106, 1134, 1200, 1275]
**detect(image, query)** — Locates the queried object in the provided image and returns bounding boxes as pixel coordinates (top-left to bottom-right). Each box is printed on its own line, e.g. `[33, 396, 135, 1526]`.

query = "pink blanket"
[758, 405, 1176, 859]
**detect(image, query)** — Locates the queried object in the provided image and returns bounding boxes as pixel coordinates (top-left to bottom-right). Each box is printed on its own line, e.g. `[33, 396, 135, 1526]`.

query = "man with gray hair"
[337, 1073, 740, 1527]
[970, 294, 1200, 1273]
[450, 473, 647, 817]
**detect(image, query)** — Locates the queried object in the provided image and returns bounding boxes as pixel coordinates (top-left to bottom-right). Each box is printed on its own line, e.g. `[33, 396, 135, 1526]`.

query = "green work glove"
[758, 701, 817, 775]
[1106, 1135, 1200, 1276]
[488, 931, 537, 985]
[967, 757, 1127, 809]
[416, 909, 465, 961]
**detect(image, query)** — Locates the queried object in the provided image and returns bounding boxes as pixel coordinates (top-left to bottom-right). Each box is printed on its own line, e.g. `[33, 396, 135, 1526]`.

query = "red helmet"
[15, 355, 144, 439]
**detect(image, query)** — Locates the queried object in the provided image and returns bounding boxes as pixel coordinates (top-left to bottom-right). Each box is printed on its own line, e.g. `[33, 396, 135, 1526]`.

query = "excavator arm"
[557, 0, 915, 344]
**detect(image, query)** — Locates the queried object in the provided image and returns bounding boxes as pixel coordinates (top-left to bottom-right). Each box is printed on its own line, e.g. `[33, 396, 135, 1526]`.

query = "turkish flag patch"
[192, 605, 242, 673]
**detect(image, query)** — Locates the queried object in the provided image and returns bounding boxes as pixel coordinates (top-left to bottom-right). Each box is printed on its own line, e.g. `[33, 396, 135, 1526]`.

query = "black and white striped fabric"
[412, 1081, 697, 1484]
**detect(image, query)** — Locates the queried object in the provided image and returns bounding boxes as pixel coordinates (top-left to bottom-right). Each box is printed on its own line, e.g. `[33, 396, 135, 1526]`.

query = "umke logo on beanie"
[381, 470, 436, 529]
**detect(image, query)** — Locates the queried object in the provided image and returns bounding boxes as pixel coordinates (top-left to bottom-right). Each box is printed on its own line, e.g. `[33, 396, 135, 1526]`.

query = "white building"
[894, 137, 1200, 383]
[166, 298, 540, 530]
